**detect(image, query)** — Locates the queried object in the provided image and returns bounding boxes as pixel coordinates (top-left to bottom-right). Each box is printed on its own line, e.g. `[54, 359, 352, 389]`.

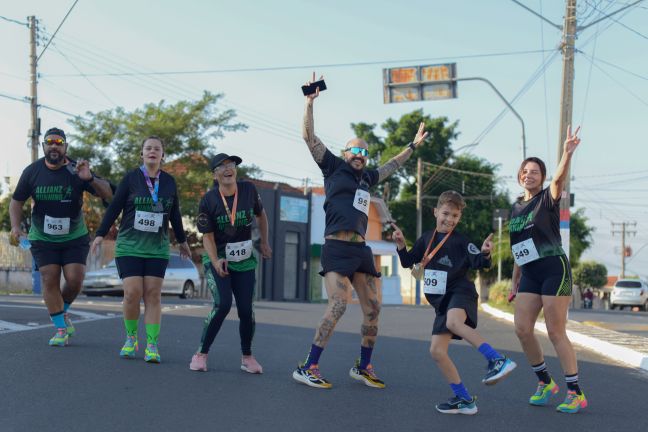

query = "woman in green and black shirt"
[92, 136, 190, 363]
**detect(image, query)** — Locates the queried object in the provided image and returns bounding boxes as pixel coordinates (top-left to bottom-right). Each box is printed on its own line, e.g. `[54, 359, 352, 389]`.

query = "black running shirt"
[317, 149, 379, 237]
[96, 168, 186, 259]
[398, 230, 491, 297]
[196, 181, 263, 272]
[509, 187, 565, 265]
[13, 158, 98, 243]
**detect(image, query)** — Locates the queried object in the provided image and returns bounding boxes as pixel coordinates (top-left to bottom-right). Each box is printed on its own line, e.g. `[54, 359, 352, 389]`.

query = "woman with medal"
[92, 136, 190, 363]
[189, 153, 272, 374]
[392, 191, 515, 415]
[508, 126, 587, 413]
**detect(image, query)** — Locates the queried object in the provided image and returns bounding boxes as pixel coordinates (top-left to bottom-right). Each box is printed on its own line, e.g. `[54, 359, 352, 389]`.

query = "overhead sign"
[383, 63, 457, 104]
[280, 196, 309, 224]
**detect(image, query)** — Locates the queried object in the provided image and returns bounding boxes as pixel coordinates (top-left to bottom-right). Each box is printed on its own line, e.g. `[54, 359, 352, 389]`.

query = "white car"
[83, 253, 200, 299]
[610, 279, 648, 311]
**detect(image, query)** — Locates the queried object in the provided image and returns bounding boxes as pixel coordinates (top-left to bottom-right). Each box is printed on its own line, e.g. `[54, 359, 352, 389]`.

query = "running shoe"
[241, 355, 263, 374]
[482, 356, 517, 385]
[529, 379, 559, 406]
[48, 328, 69, 347]
[556, 390, 587, 414]
[189, 353, 208, 371]
[349, 359, 386, 389]
[119, 336, 138, 359]
[144, 343, 161, 363]
[435, 396, 478, 415]
[292, 363, 332, 389]
[64, 313, 75, 337]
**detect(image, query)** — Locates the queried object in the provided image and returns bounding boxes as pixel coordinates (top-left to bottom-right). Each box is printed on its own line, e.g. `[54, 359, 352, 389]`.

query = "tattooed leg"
[312, 272, 351, 347]
[354, 273, 381, 348]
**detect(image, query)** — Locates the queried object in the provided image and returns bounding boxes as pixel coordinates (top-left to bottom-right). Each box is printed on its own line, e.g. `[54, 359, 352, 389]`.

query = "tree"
[570, 208, 594, 265]
[572, 260, 607, 295]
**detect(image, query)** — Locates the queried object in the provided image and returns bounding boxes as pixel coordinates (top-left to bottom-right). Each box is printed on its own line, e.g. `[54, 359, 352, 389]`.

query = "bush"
[487, 279, 512, 307]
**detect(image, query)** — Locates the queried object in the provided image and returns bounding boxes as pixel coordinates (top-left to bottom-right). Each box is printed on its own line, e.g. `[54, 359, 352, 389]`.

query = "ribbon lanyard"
[220, 188, 239, 227]
[140, 165, 160, 204]
[421, 228, 454, 267]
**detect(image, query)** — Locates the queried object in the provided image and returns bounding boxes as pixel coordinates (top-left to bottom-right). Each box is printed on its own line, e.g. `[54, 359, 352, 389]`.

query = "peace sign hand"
[411, 122, 429, 148]
[305, 71, 324, 101]
[564, 124, 581, 155]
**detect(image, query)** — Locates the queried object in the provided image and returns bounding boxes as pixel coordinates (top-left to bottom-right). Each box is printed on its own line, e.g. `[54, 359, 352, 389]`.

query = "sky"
[1, 0, 647, 278]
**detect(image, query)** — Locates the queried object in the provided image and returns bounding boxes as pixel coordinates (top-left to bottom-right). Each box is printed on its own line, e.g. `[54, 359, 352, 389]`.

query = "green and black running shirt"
[196, 181, 263, 272]
[96, 168, 186, 259]
[509, 187, 565, 265]
[13, 158, 99, 243]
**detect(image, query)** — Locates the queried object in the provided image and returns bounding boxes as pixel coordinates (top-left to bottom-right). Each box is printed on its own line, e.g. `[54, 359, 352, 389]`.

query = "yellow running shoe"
[349, 359, 386, 389]
[556, 390, 587, 414]
[529, 379, 559, 406]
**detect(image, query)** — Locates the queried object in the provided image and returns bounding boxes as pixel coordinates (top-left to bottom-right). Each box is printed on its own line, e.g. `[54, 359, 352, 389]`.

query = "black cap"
[210, 153, 242, 171]
[44, 127, 66, 141]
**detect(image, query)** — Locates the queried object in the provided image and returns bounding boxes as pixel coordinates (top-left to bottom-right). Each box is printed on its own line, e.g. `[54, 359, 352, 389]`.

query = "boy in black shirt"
[393, 191, 516, 415]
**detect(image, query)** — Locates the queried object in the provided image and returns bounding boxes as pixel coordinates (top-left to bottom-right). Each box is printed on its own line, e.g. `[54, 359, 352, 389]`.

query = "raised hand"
[481, 233, 494, 254]
[305, 71, 324, 101]
[411, 122, 429, 148]
[390, 222, 406, 248]
[564, 124, 581, 155]
[75, 159, 93, 182]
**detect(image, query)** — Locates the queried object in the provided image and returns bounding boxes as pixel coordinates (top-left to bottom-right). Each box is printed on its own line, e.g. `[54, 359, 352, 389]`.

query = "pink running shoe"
[189, 353, 208, 372]
[241, 355, 263, 374]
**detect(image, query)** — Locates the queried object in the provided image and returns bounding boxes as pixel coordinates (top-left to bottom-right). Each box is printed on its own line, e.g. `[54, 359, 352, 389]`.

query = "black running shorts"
[115, 256, 168, 279]
[426, 292, 478, 340]
[319, 239, 381, 279]
[519, 254, 572, 296]
[30, 235, 90, 267]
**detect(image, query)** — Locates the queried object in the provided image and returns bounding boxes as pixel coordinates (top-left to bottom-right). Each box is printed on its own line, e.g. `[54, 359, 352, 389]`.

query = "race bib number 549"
[512, 239, 540, 266]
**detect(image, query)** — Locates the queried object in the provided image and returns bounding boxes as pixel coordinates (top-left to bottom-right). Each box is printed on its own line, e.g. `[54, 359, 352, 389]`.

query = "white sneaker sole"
[483, 360, 517, 385]
[349, 369, 385, 388]
[292, 370, 331, 389]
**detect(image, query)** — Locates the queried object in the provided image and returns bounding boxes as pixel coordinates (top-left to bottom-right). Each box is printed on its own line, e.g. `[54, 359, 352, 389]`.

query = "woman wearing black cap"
[189, 153, 272, 373]
[92, 136, 190, 363]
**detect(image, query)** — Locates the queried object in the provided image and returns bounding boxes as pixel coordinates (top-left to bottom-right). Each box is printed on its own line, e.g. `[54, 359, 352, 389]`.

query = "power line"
[0, 15, 28, 26]
[43, 49, 555, 77]
[578, 50, 648, 81]
[37, 0, 80, 62]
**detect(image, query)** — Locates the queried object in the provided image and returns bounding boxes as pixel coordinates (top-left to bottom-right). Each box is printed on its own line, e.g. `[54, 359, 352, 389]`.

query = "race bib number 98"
[44, 215, 70, 235]
[423, 269, 448, 295]
[134, 210, 163, 232]
[226, 240, 253, 262]
[511, 238, 540, 266]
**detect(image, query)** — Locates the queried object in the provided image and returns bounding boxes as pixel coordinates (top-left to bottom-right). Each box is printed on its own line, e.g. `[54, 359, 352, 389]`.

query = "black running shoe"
[482, 356, 517, 385]
[435, 396, 478, 415]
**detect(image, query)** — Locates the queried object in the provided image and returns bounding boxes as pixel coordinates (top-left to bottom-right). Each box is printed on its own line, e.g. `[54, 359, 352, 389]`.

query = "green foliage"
[573, 260, 607, 294]
[487, 279, 512, 306]
[0, 195, 30, 232]
[570, 208, 594, 265]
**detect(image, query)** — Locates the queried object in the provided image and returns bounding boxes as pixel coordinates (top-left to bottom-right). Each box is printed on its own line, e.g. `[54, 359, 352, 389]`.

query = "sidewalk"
[481, 303, 648, 372]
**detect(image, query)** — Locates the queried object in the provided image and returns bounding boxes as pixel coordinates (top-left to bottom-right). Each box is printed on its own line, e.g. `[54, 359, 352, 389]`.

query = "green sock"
[124, 319, 138, 337]
[146, 323, 160, 345]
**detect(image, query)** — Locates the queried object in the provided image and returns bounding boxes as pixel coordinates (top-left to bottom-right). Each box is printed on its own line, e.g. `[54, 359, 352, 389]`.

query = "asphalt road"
[1, 295, 647, 432]
[568, 308, 648, 338]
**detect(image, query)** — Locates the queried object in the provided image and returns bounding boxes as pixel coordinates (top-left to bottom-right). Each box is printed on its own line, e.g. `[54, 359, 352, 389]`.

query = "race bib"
[226, 240, 253, 262]
[44, 215, 70, 235]
[134, 210, 163, 232]
[423, 269, 447, 295]
[512, 238, 540, 265]
[353, 189, 370, 215]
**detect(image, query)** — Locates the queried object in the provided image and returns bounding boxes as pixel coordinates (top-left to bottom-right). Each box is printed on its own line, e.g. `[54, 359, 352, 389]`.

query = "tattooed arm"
[377, 121, 429, 183]
[302, 98, 328, 164]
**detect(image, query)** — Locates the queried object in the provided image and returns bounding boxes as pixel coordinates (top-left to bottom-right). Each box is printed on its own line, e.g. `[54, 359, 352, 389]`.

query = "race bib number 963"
[44, 215, 70, 235]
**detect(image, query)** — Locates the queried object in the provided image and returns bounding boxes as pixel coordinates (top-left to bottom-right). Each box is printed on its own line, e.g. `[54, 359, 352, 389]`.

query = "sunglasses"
[346, 147, 368, 157]
[214, 161, 236, 172]
[44, 138, 65, 145]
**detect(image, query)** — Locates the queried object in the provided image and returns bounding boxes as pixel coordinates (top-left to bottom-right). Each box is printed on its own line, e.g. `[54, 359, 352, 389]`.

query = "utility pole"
[28, 15, 40, 162]
[415, 157, 422, 305]
[557, 0, 577, 259]
[611, 222, 637, 278]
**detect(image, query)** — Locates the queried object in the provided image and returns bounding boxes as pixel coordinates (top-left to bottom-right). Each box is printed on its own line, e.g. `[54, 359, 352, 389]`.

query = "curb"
[481, 303, 648, 372]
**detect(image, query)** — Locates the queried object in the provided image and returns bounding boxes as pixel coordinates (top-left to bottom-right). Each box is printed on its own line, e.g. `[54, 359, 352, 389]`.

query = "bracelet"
[408, 142, 416, 151]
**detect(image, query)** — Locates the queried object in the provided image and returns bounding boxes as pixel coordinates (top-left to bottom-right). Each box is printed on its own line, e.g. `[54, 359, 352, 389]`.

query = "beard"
[45, 150, 64, 164]
[348, 157, 365, 172]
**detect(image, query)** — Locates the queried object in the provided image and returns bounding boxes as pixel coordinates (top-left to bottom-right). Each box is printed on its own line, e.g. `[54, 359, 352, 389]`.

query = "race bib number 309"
[423, 269, 448, 295]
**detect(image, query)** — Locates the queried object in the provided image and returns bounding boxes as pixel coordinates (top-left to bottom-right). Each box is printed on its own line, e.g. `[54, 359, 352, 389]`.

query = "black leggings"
[198, 264, 256, 355]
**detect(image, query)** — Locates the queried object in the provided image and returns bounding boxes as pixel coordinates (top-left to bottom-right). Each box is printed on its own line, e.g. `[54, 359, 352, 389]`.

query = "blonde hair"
[437, 190, 466, 211]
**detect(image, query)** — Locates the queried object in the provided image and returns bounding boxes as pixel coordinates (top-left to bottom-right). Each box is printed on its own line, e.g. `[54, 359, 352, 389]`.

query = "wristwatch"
[408, 141, 416, 151]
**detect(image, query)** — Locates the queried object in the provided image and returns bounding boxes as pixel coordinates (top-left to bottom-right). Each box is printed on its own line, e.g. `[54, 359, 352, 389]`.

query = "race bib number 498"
[134, 210, 163, 232]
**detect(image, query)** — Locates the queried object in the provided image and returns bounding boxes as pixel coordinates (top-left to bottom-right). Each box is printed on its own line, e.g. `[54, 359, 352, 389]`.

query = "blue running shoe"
[144, 343, 161, 363]
[482, 356, 517, 385]
[119, 336, 138, 359]
[48, 328, 69, 347]
[436, 396, 478, 415]
[530, 379, 559, 406]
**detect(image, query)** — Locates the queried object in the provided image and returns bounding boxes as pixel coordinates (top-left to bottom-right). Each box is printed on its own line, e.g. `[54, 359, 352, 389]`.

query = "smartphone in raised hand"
[301, 79, 327, 96]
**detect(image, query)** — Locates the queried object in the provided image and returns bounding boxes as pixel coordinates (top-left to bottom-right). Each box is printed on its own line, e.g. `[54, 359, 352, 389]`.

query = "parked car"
[83, 253, 200, 299]
[610, 279, 648, 311]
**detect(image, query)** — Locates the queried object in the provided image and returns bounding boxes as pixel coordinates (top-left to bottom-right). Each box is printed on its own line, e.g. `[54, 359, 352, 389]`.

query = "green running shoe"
[556, 390, 588, 414]
[144, 343, 161, 363]
[119, 335, 138, 359]
[64, 313, 75, 337]
[529, 379, 559, 406]
[48, 328, 69, 347]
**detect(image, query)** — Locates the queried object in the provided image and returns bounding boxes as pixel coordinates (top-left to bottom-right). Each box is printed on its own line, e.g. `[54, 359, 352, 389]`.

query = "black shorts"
[115, 256, 168, 279]
[30, 235, 90, 267]
[426, 292, 478, 341]
[319, 239, 381, 279]
[519, 254, 572, 296]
